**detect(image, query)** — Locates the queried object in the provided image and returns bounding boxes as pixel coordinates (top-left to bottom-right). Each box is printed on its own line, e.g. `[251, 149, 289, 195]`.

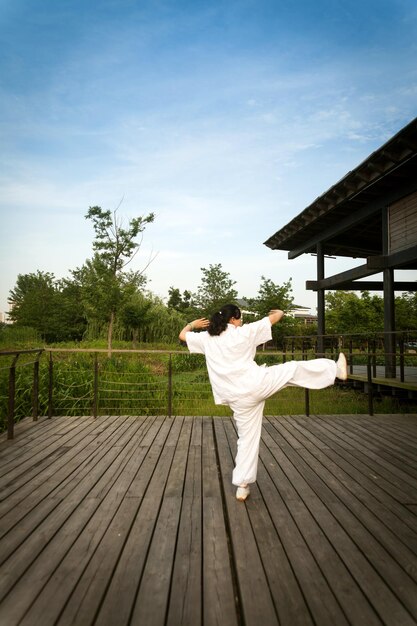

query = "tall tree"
[120, 292, 153, 347]
[325, 291, 384, 334]
[395, 292, 417, 331]
[78, 206, 155, 354]
[8, 271, 58, 341]
[8, 272, 87, 342]
[193, 264, 238, 315]
[167, 287, 193, 313]
[247, 276, 295, 346]
[248, 276, 294, 318]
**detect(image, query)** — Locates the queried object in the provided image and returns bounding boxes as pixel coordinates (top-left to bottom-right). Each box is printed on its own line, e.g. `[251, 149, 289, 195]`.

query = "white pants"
[229, 359, 337, 486]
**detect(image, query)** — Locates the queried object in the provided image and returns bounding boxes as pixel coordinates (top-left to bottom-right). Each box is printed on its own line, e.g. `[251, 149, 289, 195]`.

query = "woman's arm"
[179, 318, 210, 342]
[268, 309, 284, 325]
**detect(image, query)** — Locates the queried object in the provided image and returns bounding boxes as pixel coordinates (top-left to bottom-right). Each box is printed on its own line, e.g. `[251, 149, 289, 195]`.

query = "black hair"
[208, 304, 241, 336]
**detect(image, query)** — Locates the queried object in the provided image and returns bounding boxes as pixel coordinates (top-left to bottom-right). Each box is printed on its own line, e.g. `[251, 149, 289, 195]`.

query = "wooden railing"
[0, 349, 44, 439]
[1, 334, 416, 438]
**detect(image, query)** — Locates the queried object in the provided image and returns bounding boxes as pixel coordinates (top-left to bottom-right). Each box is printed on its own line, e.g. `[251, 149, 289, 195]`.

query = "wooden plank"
[0, 415, 63, 460]
[91, 417, 183, 626]
[282, 416, 417, 566]
[0, 416, 159, 623]
[324, 414, 417, 484]
[53, 416, 173, 626]
[0, 415, 120, 501]
[265, 417, 417, 623]
[13, 417, 164, 626]
[0, 415, 140, 548]
[0, 414, 417, 626]
[0, 417, 120, 509]
[348, 373, 417, 391]
[0, 415, 94, 478]
[389, 190, 417, 253]
[166, 416, 203, 626]
[307, 415, 417, 502]
[300, 416, 417, 535]
[222, 418, 315, 626]
[325, 417, 417, 479]
[326, 414, 417, 458]
[285, 416, 417, 555]
[201, 417, 239, 626]
[129, 418, 192, 626]
[214, 417, 280, 626]
[259, 422, 368, 626]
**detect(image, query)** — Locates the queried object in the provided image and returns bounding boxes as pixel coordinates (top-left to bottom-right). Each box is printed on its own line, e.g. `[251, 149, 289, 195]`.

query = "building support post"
[382, 206, 396, 378]
[317, 243, 325, 356]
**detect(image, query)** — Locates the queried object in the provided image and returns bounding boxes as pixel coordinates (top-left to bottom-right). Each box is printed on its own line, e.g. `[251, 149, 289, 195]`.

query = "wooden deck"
[0, 413, 417, 626]
[349, 365, 417, 393]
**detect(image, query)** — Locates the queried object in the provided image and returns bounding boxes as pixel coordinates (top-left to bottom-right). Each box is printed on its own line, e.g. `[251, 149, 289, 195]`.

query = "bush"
[0, 325, 40, 347]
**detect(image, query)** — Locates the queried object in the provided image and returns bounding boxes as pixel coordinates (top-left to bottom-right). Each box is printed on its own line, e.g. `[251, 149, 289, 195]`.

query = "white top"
[185, 317, 272, 404]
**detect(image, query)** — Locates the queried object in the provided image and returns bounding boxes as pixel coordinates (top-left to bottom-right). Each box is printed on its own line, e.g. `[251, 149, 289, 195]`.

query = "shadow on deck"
[0, 413, 417, 626]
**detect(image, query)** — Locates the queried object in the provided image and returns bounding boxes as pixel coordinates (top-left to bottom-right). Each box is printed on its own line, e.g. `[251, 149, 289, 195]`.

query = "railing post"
[367, 352, 374, 416]
[305, 388, 310, 417]
[48, 352, 53, 418]
[399, 337, 405, 383]
[32, 350, 43, 421]
[349, 339, 353, 375]
[372, 340, 377, 377]
[93, 353, 99, 418]
[283, 341, 286, 363]
[168, 353, 173, 418]
[8, 355, 19, 440]
[33, 357, 39, 422]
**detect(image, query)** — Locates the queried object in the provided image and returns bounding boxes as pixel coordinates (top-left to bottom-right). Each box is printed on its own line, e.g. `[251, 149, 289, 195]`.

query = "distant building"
[288, 305, 317, 325]
[236, 298, 257, 317]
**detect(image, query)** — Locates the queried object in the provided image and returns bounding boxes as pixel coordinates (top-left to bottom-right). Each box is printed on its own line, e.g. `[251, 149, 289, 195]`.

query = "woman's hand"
[179, 318, 210, 341]
[192, 318, 210, 330]
[268, 309, 284, 325]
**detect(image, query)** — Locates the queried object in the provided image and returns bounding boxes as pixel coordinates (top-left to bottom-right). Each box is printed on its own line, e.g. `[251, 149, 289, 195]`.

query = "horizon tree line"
[4, 206, 417, 347]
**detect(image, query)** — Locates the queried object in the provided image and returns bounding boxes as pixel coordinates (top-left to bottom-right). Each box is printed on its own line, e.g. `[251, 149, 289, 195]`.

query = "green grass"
[172, 368, 417, 416]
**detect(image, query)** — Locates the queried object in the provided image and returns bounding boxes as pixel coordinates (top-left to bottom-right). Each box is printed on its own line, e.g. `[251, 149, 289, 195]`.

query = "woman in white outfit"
[179, 304, 347, 501]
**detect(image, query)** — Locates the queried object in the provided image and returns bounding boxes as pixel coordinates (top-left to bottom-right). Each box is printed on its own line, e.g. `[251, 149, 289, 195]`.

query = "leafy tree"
[395, 292, 417, 331]
[8, 271, 58, 341]
[325, 291, 384, 335]
[76, 206, 155, 354]
[72, 257, 145, 340]
[143, 297, 188, 343]
[55, 278, 88, 341]
[120, 293, 186, 344]
[193, 264, 238, 315]
[121, 292, 153, 346]
[8, 272, 87, 342]
[247, 276, 294, 317]
[167, 287, 193, 313]
[247, 276, 295, 346]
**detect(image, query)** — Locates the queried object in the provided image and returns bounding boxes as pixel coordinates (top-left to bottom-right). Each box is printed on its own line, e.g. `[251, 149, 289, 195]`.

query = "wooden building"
[264, 117, 417, 377]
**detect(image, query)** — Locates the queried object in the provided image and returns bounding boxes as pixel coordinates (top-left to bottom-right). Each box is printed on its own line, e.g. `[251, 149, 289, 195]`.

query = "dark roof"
[264, 117, 417, 260]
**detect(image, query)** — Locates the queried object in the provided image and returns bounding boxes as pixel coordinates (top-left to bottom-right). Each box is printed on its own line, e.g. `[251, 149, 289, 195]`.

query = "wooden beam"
[306, 281, 417, 292]
[305, 263, 377, 290]
[367, 245, 417, 270]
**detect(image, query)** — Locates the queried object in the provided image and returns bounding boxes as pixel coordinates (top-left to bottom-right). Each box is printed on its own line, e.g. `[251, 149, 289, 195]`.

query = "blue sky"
[1, 0, 417, 316]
